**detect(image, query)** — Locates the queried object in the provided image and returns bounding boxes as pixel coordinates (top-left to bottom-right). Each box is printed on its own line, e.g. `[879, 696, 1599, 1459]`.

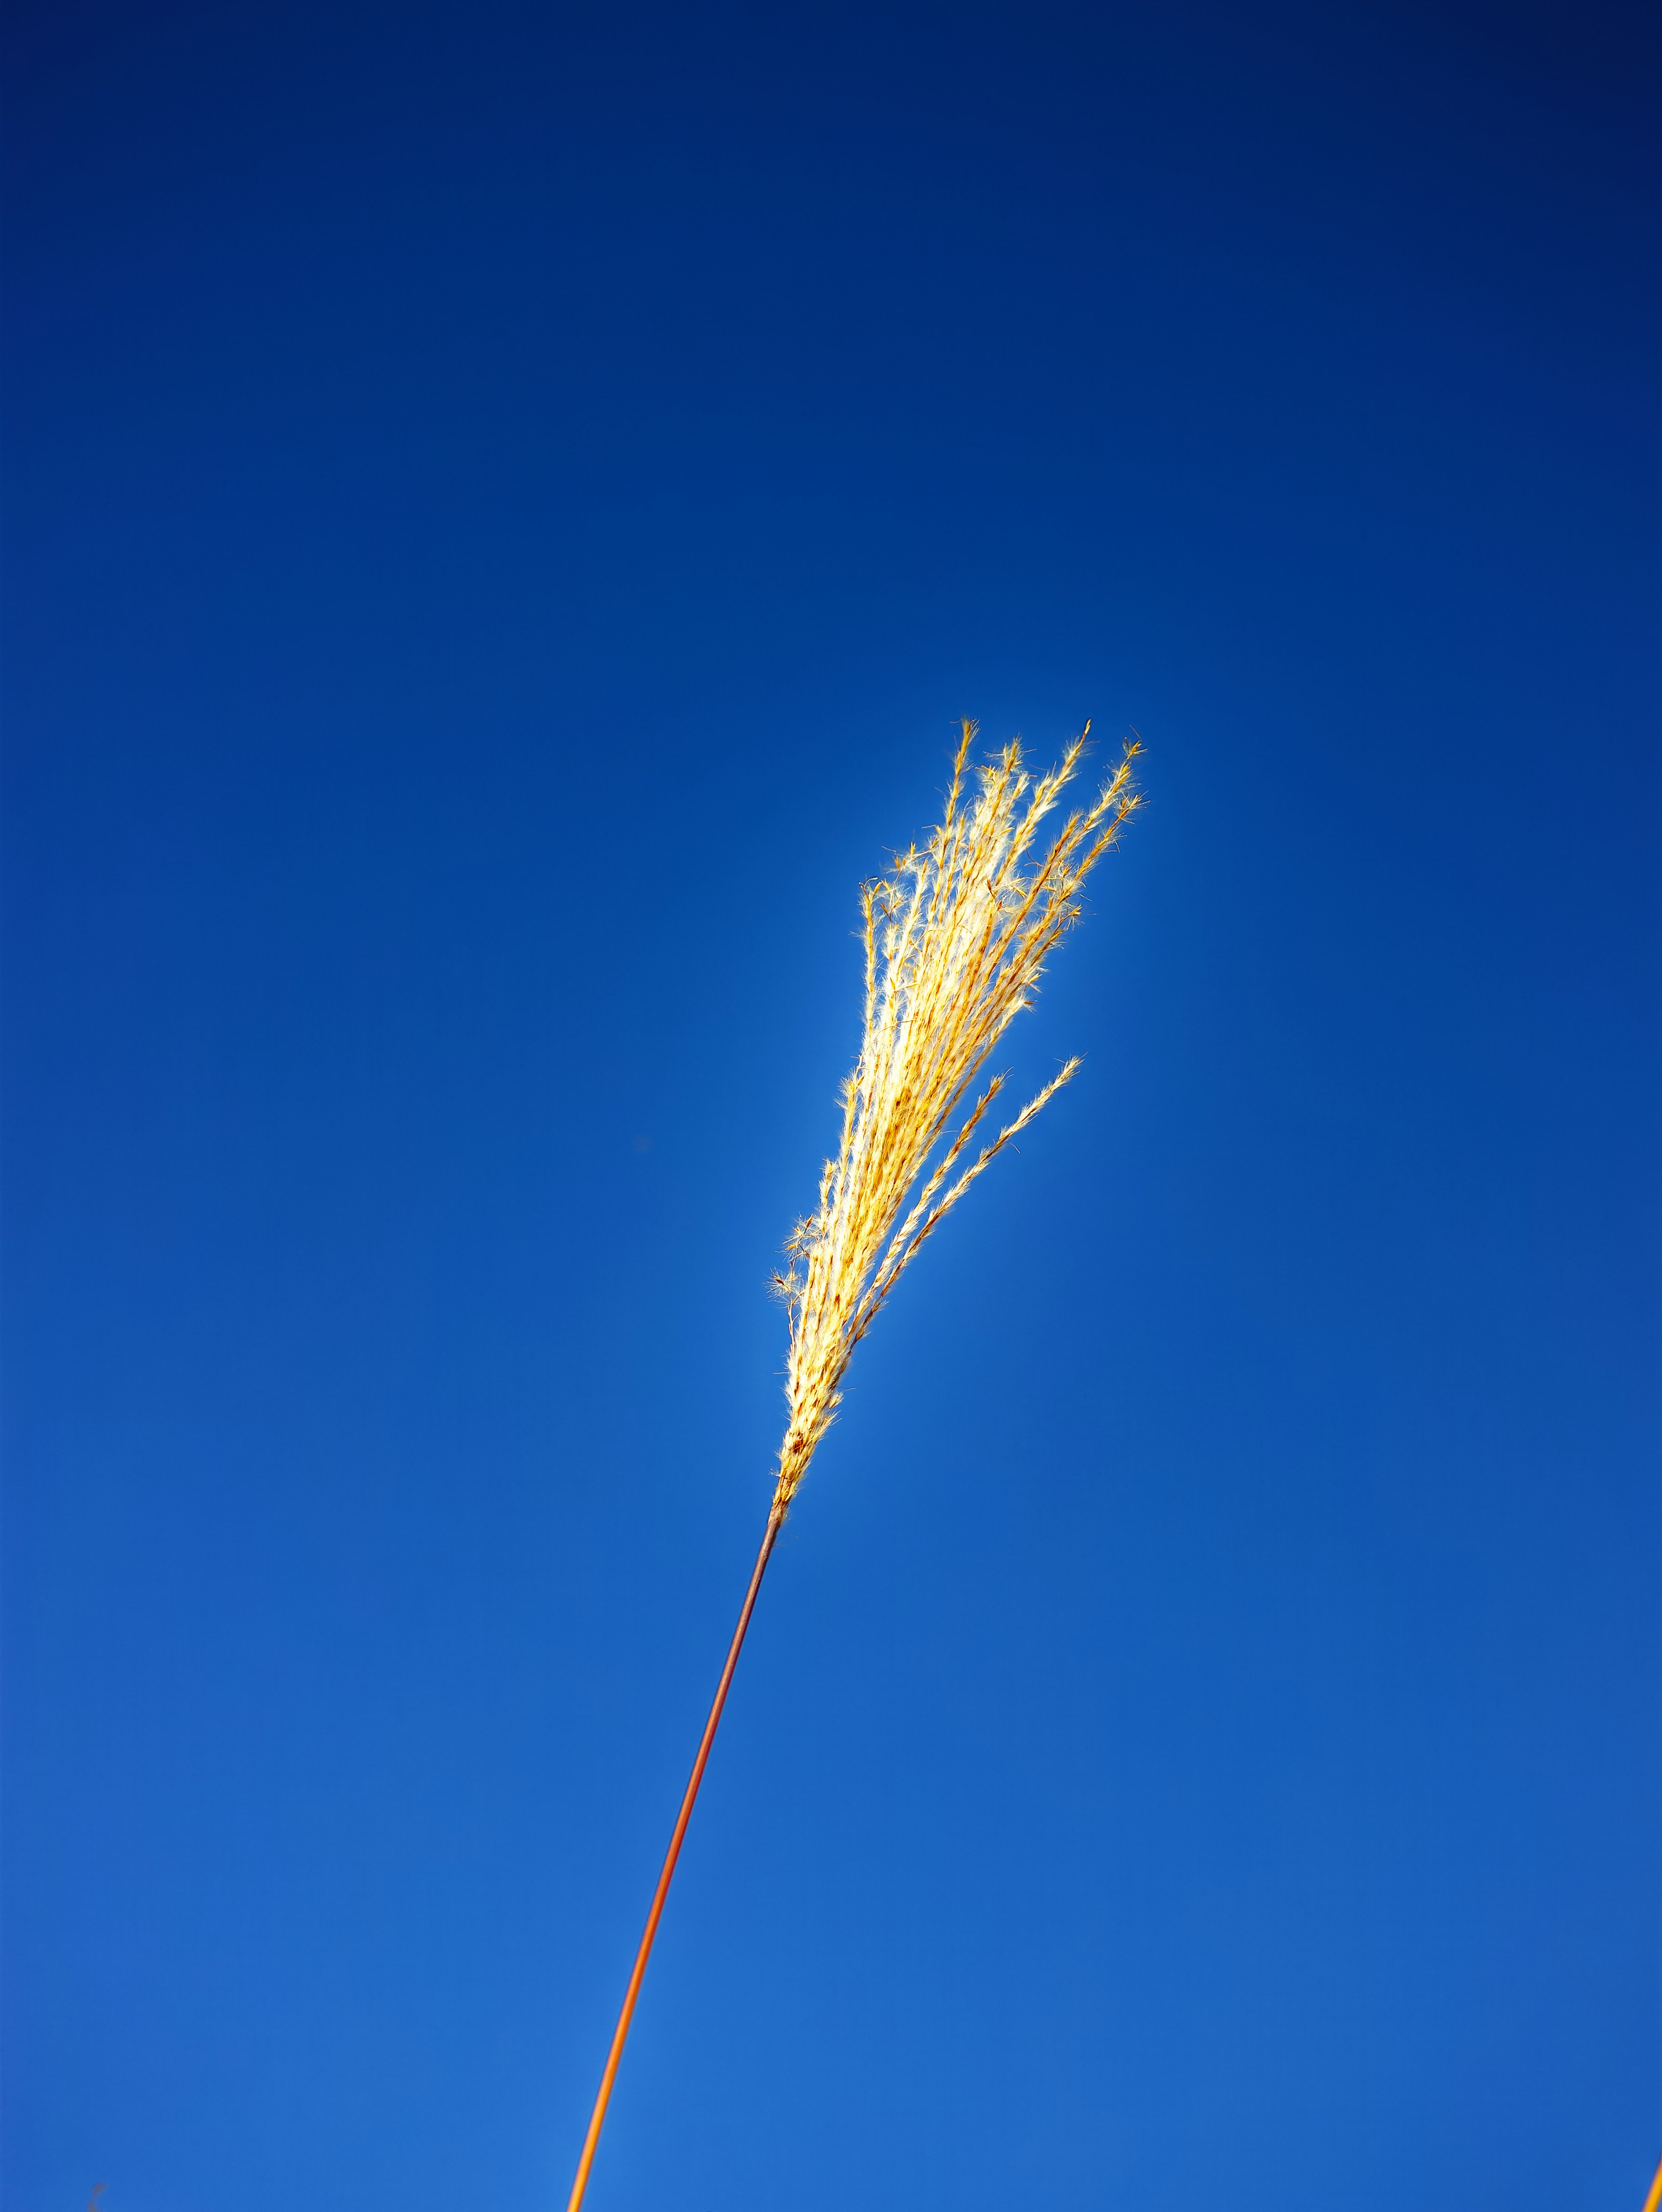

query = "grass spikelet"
[563, 720, 1140, 2212]
[770, 716, 1141, 1510]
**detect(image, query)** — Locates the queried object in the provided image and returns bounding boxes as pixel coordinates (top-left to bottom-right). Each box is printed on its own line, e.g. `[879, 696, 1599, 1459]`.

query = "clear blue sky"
[4, 2, 1656, 2208]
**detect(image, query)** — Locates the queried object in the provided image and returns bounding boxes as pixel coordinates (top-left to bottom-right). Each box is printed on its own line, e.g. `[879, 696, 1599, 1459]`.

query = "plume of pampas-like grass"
[564, 720, 1140, 2211]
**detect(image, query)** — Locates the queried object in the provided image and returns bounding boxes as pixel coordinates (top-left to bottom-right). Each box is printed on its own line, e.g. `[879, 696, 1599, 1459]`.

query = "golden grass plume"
[770, 717, 1141, 1513]
[562, 717, 1139, 2212]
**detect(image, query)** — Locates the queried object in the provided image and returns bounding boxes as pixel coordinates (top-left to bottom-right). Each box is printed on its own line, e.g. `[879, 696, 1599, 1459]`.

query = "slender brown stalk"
[564, 1502, 786, 2212]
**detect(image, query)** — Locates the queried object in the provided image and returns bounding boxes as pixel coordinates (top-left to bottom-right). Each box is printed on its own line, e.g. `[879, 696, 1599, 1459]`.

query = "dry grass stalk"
[564, 722, 1140, 2212]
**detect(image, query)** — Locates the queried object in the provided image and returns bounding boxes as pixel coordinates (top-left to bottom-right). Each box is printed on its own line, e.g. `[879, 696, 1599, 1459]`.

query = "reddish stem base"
[563, 1502, 786, 2212]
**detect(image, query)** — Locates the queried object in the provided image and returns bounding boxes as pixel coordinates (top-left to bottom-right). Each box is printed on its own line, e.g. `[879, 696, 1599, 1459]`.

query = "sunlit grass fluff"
[770, 717, 1142, 1514]
[564, 720, 1142, 2212]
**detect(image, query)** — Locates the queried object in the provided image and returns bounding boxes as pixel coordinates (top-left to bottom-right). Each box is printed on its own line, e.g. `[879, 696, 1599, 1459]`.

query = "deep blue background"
[4, 2, 1657, 2207]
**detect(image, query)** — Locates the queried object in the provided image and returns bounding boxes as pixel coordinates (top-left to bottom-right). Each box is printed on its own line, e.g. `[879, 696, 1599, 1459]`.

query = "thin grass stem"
[563, 1502, 786, 2212]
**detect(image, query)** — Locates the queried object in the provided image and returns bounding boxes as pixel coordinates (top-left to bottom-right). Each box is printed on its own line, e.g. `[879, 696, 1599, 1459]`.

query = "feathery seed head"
[770, 720, 1140, 1515]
